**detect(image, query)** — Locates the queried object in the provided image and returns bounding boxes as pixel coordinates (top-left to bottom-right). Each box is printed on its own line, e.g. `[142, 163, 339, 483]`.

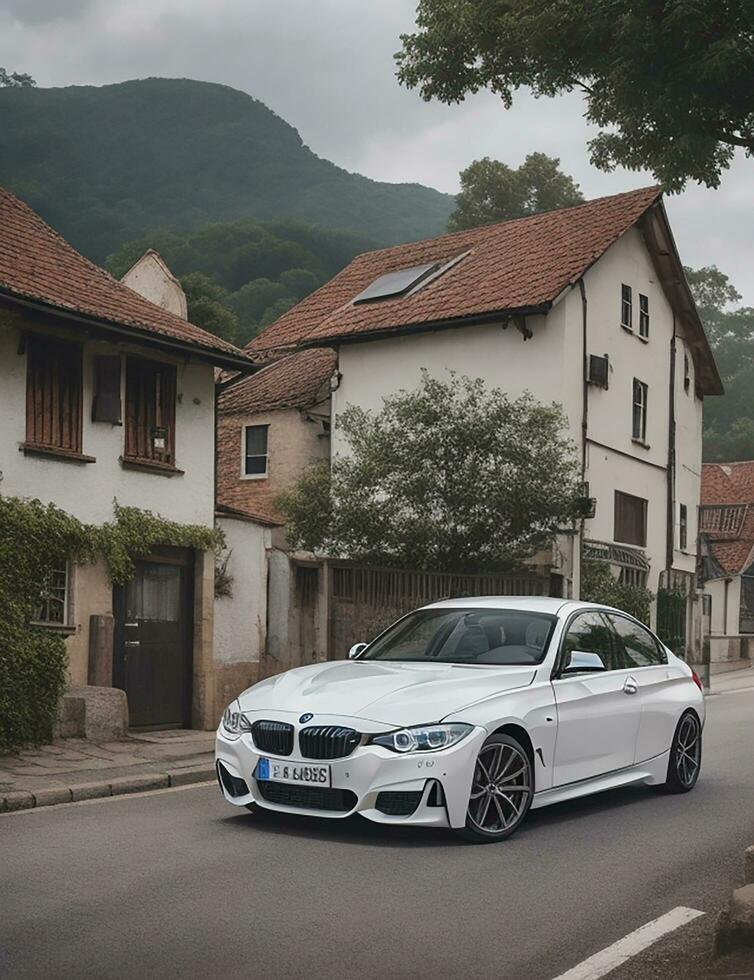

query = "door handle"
[124, 640, 140, 648]
[623, 677, 638, 695]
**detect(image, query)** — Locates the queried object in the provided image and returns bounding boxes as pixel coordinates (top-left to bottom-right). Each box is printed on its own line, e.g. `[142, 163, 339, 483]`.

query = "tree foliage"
[278, 372, 582, 571]
[685, 266, 754, 461]
[0, 67, 35, 88]
[397, 1, 754, 190]
[0, 77, 453, 263]
[449, 153, 584, 230]
[107, 217, 373, 345]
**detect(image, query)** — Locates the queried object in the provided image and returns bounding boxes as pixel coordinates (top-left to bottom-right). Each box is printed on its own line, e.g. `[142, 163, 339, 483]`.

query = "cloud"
[0, 0, 751, 302]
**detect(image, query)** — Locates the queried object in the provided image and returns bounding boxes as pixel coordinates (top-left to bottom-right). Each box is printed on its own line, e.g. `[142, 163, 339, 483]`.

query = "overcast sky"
[1, 0, 751, 303]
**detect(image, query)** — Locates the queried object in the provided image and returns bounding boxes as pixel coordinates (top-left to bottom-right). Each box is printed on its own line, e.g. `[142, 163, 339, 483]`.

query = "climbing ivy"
[0, 494, 223, 752]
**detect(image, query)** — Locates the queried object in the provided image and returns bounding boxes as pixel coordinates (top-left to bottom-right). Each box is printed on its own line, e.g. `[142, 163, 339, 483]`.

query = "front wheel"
[663, 711, 702, 793]
[455, 733, 534, 844]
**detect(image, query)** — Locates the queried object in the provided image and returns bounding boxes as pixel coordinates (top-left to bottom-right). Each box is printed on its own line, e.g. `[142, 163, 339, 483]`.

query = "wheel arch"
[490, 722, 535, 771]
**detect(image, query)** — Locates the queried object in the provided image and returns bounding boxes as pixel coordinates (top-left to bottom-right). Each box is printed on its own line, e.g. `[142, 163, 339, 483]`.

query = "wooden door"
[113, 555, 193, 728]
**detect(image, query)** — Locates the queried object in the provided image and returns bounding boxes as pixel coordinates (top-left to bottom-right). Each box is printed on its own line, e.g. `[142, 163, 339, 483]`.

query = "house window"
[679, 503, 688, 551]
[632, 378, 648, 442]
[684, 353, 691, 393]
[615, 490, 648, 547]
[92, 354, 122, 424]
[124, 357, 176, 466]
[639, 294, 650, 338]
[621, 284, 632, 329]
[244, 424, 269, 477]
[25, 335, 83, 453]
[34, 564, 69, 625]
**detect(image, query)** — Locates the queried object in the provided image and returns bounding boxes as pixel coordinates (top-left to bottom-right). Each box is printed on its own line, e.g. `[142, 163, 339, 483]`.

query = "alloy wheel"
[467, 741, 532, 835]
[675, 713, 701, 787]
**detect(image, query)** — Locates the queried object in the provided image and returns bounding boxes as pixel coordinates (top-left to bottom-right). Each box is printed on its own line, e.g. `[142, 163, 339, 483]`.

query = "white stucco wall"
[120, 251, 188, 319]
[213, 516, 270, 665]
[333, 306, 576, 453]
[0, 323, 215, 527]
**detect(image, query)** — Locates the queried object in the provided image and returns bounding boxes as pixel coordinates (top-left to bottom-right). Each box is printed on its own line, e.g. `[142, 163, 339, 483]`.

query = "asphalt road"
[2, 688, 754, 980]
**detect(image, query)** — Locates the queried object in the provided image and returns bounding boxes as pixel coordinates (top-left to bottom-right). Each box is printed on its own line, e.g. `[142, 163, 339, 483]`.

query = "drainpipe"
[666, 318, 677, 575]
[574, 278, 589, 600]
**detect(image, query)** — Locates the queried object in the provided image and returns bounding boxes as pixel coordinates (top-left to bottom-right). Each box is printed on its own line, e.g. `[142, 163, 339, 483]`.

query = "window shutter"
[25, 335, 83, 452]
[92, 355, 122, 423]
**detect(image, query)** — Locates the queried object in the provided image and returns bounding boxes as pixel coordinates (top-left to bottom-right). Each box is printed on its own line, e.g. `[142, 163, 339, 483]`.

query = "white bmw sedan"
[216, 597, 704, 843]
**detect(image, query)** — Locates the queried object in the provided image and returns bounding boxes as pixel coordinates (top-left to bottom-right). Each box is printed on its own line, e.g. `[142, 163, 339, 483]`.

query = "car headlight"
[369, 723, 473, 754]
[221, 700, 252, 739]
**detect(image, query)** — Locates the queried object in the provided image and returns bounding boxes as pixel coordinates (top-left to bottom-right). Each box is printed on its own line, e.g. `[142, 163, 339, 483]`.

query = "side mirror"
[562, 650, 606, 674]
[348, 642, 368, 660]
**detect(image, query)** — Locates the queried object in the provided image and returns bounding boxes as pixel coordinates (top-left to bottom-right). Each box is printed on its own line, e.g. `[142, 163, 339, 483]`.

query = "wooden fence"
[325, 561, 552, 660]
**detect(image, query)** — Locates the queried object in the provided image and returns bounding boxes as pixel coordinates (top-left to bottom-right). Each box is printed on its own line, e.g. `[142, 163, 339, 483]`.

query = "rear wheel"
[455, 733, 534, 844]
[663, 711, 702, 793]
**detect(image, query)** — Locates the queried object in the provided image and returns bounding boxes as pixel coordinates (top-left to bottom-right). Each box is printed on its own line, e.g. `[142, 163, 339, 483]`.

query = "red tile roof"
[248, 186, 663, 354]
[701, 462, 754, 574]
[0, 188, 251, 370]
[219, 348, 336, 416]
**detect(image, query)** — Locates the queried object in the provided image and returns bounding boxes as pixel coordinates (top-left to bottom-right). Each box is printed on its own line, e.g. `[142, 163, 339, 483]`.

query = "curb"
[714, 845, 754, 956]
[0, 763, 215, 813]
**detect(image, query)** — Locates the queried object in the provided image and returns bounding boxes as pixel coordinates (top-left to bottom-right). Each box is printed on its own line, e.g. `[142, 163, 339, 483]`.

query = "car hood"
[237, 660, 536, 727]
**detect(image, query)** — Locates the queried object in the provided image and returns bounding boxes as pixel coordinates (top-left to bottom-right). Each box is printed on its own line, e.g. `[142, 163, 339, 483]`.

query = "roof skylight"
[352, 262, 440, 305]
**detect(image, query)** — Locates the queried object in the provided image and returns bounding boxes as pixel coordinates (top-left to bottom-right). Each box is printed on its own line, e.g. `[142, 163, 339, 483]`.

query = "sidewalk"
[708, 661, 754, 695]
[0, 729, 215, 812]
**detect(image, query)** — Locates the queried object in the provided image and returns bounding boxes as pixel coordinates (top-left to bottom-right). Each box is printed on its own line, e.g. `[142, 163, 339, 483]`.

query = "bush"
[580, 559, 654, 624]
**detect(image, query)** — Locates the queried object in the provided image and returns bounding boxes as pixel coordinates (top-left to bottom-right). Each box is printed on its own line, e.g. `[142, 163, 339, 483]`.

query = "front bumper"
[215, 720, 487, 829]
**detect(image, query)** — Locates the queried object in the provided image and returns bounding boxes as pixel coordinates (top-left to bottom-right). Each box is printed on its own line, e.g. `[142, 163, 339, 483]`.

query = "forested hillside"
[107, 219, 374, 346]
[0, 77, 454, 262]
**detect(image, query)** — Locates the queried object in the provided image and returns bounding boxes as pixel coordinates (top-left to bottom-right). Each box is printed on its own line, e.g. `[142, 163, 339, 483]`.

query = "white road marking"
[551, 906, 705, 980]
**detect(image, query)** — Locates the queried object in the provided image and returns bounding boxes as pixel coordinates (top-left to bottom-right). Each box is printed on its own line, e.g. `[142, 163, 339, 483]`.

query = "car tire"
[662, 710, 702, 794]
[455, 733, 534, 844]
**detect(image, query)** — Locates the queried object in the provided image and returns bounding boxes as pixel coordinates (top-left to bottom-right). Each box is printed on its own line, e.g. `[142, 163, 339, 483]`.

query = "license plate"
[255, 757, 331, 787]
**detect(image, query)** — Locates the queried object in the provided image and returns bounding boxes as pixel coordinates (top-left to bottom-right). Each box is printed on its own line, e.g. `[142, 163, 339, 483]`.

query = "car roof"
[421, 596, 627, 618]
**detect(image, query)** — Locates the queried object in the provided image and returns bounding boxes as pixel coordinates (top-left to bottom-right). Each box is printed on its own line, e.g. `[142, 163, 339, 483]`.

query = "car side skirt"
[529, 751, 669, 810]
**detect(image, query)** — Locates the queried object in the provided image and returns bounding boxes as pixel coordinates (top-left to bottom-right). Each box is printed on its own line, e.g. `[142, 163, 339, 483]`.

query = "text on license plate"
[256, 757, 331, 786]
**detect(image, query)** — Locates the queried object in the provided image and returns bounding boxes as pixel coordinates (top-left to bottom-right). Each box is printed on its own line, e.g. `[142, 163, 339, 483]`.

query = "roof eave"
[639, 202, 724, 397]
[0, 289, 256, 373]
[295, 303, 552, 348]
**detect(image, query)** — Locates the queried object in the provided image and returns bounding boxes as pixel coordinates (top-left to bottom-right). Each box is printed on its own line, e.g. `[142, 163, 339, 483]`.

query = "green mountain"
[0, 77, 455, 263]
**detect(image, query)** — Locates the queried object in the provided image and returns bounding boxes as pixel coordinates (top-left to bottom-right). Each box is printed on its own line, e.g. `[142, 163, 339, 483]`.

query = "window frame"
[554, 609, 623, 676]
[621, 284, 633, 330]
[242, 423, 269, 480]
[632, 378, 648, 443]
[32, 562, 74, 631]
[679, 503, 688, 551]
[123, 356, 177, 469]
[614, 489, 648, 547]
[605, 612, 667, 668]
[25, 333, 84, 456]
[638, 293, 650, 339]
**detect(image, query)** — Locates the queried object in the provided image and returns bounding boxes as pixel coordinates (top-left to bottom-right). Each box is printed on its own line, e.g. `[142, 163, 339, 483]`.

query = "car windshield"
[361, 608, 556, 666]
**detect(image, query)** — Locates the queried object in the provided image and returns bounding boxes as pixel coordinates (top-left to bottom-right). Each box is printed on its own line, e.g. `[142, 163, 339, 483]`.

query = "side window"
[561, 612, 620, 671]
[607, 614, 666, 667]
